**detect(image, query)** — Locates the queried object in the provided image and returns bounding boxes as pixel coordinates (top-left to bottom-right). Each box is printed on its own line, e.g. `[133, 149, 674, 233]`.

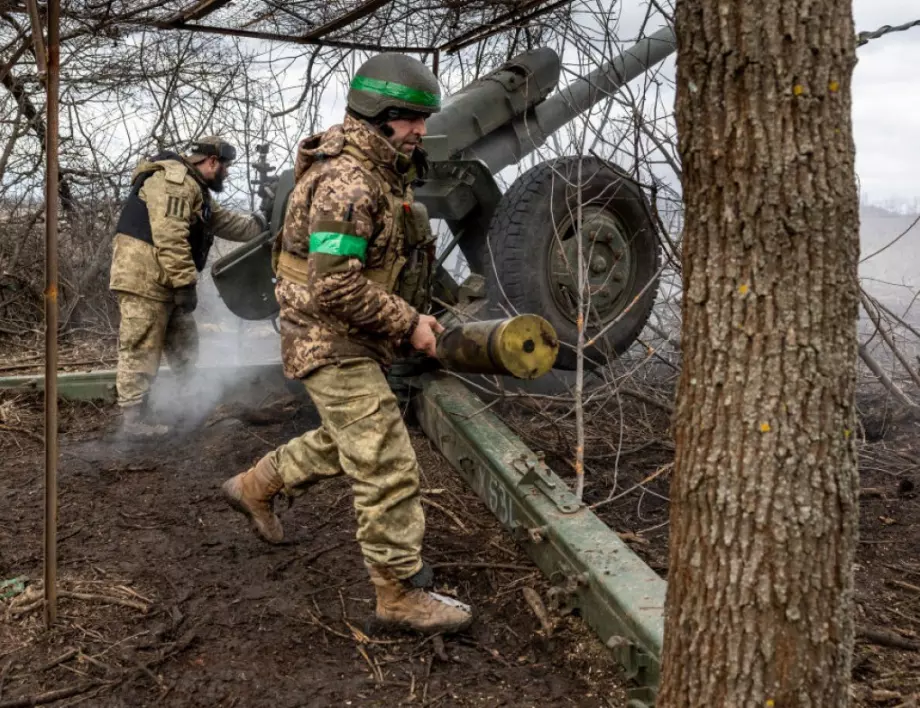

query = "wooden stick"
[431, 562, 534, 572]
[57, 591, 148, 612]
[521, 587, 553, 636]
[857, 626, 919, 652]
[861, 291, 920, 391]
[0, 424, 44, 444]
[421, 498, 470, 534]
[888, 579, 920, 595]
[0, 681, 101, 708]
[859, 344, 918, 410]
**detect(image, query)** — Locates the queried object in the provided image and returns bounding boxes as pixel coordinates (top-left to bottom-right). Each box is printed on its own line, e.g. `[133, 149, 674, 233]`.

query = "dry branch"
[521, 587, 554, 636]
[0, 681, 104, 708]
[859, 345, 919, 411]
[861, 291, 920, 391]
[57, 590, 149, 613]
[857, 626, 920, 652]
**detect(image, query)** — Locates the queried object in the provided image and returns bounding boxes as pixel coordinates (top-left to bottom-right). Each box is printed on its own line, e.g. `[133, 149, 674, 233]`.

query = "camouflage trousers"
[269, 358, 424, 579]
[115, 292, 198, 408]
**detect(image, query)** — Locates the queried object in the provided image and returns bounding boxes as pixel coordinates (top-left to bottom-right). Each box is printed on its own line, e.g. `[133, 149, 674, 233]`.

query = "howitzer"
[211, 26, 678, 371]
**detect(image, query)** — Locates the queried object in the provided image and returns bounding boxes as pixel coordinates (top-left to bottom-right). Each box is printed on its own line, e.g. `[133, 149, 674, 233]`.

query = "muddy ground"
[0, 391, 628, 708]
[1, 376, 919, 707]
[517, 390, 920, 707]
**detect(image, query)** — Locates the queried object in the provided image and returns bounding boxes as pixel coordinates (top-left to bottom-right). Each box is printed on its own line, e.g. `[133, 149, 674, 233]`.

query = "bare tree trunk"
[659, 1, 861, 706]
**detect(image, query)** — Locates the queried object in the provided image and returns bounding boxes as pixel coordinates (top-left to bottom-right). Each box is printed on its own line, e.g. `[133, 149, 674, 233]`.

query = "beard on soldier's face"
[207, 167, 227, 192]
[397, 136, 420, 154]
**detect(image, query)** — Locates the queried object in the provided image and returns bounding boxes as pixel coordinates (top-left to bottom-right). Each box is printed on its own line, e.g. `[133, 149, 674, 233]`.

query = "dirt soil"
[513, 390, 920, 707]
[2, 376, 918, 707]
[0, 392, 628, 708]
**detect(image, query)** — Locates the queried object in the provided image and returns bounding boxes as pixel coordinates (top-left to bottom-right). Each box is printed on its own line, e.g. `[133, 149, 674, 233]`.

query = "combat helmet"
[185, 136, 237, 164]
[347, 54, 441, 119]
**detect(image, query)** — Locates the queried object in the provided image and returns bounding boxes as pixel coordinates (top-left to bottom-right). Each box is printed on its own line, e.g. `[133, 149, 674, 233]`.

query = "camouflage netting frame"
[27, 0, 573, 55]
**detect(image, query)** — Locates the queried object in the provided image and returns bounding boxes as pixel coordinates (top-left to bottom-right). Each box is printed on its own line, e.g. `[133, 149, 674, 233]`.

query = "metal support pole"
[43, 0, 60, 628]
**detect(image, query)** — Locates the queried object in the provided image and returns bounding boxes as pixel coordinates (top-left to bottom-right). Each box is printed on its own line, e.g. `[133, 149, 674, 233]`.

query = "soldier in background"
[109, 137, 266, 437]
[220, 55, 474, 635]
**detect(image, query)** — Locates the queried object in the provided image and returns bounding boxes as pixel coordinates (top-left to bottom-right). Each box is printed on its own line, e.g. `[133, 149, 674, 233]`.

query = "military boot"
[120, 405, 169, 438]
[221, 455, 285, 543]
[368, 565, 474, 634]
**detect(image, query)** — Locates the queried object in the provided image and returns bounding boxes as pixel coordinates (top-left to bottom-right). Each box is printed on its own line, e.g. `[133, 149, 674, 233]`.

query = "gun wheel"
[483, 156, 661, 371]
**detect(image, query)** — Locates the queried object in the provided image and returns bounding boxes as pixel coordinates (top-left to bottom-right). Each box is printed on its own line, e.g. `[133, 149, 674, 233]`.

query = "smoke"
[116, 248, 293, 439]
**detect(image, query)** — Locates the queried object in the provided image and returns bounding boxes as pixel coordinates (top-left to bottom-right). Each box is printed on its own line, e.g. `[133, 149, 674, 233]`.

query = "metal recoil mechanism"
[435, 314, 559, 380]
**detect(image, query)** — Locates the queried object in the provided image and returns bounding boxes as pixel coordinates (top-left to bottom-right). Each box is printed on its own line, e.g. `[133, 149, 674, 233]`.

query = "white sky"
[609, 0, 920, 207]
[850, 1, 920, 207]
[324, 1, 920, 206]
[214, 1, 919, 210]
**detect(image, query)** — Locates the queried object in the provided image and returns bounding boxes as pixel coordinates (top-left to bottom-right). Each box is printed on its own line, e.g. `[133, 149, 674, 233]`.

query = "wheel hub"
[547, 208, 635, 325]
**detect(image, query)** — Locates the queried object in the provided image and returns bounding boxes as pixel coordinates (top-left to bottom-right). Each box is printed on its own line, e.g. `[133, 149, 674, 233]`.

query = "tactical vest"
[115, 151, 214, 272]
[275, 142, 436, 312]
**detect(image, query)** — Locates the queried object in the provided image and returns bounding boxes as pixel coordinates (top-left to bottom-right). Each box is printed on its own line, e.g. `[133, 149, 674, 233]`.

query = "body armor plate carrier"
[115, 151, 214, 272]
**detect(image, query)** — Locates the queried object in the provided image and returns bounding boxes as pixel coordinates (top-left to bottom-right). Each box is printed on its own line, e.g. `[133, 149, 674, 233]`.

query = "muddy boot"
[221, 455, 285, 543]
[120, 405, 169, 438]
[369, 565, 474, 634]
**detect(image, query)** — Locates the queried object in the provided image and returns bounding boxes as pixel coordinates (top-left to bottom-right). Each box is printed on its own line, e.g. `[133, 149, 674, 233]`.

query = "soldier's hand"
[174, 284, 198, 314]
[252, 211, 269, 233]
[410, 314, 444, 358]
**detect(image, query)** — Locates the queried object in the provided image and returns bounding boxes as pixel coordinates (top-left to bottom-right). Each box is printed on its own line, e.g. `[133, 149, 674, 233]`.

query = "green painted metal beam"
[0, 369, 119, 402]
[415, 374, 666, 707]
[0, 364, 293, 404]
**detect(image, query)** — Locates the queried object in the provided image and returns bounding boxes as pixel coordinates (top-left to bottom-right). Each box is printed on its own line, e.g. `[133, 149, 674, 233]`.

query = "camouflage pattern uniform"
[270, 114, 436, 578]
[109, 140, 265, 413]
[223, 55, 472, 635]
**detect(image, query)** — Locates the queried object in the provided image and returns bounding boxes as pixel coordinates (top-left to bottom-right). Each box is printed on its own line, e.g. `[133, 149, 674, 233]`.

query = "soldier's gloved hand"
[174, 284, 198, 314]
[409, 314, 444, 358]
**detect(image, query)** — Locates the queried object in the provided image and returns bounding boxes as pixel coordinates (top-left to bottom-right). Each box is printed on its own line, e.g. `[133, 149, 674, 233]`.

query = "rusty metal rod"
[147, 20, 431, 53]
[298, 0, 391, 40]
[43, 0, 60, 629]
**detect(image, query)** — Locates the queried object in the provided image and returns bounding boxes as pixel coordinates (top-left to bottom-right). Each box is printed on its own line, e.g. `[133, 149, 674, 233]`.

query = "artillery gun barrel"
[460, 25, 678, 174]
[424, 47, 562, 159]
[436, 315, 559, 380]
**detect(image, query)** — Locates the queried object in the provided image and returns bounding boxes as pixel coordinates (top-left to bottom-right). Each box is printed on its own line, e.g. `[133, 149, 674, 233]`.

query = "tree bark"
[659, 1, 860, 706]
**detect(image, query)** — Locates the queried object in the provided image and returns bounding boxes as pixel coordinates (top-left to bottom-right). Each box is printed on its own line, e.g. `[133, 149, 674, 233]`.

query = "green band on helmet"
[350, 75, 440, 109]
[309, 232, 367, 262]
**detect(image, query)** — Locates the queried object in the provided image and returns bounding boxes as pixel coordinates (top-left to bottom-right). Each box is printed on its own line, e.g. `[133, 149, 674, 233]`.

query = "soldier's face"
[211, 161, 230, 192]
[199, 156, 229, 192]
[387, 115, 427, 154]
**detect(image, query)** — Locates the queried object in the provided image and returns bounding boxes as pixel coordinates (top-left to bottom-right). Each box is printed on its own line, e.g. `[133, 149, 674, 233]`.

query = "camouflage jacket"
[109, 155, 264, 302]
[275, 114, 436, 379]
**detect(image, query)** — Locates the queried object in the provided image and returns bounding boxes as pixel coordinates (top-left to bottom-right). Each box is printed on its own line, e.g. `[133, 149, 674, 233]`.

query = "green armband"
[309, 232, 367, 263]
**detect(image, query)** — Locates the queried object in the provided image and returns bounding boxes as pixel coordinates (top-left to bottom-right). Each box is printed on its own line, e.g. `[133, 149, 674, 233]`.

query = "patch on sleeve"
[163, 162, 188, 184]
[311, 252, 355, 275]
[165, 195, 189, 220]
[313, 219, 358, 236]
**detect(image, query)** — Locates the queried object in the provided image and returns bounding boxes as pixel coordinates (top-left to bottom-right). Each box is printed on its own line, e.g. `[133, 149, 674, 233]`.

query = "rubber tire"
[483, 156, 660, 371]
